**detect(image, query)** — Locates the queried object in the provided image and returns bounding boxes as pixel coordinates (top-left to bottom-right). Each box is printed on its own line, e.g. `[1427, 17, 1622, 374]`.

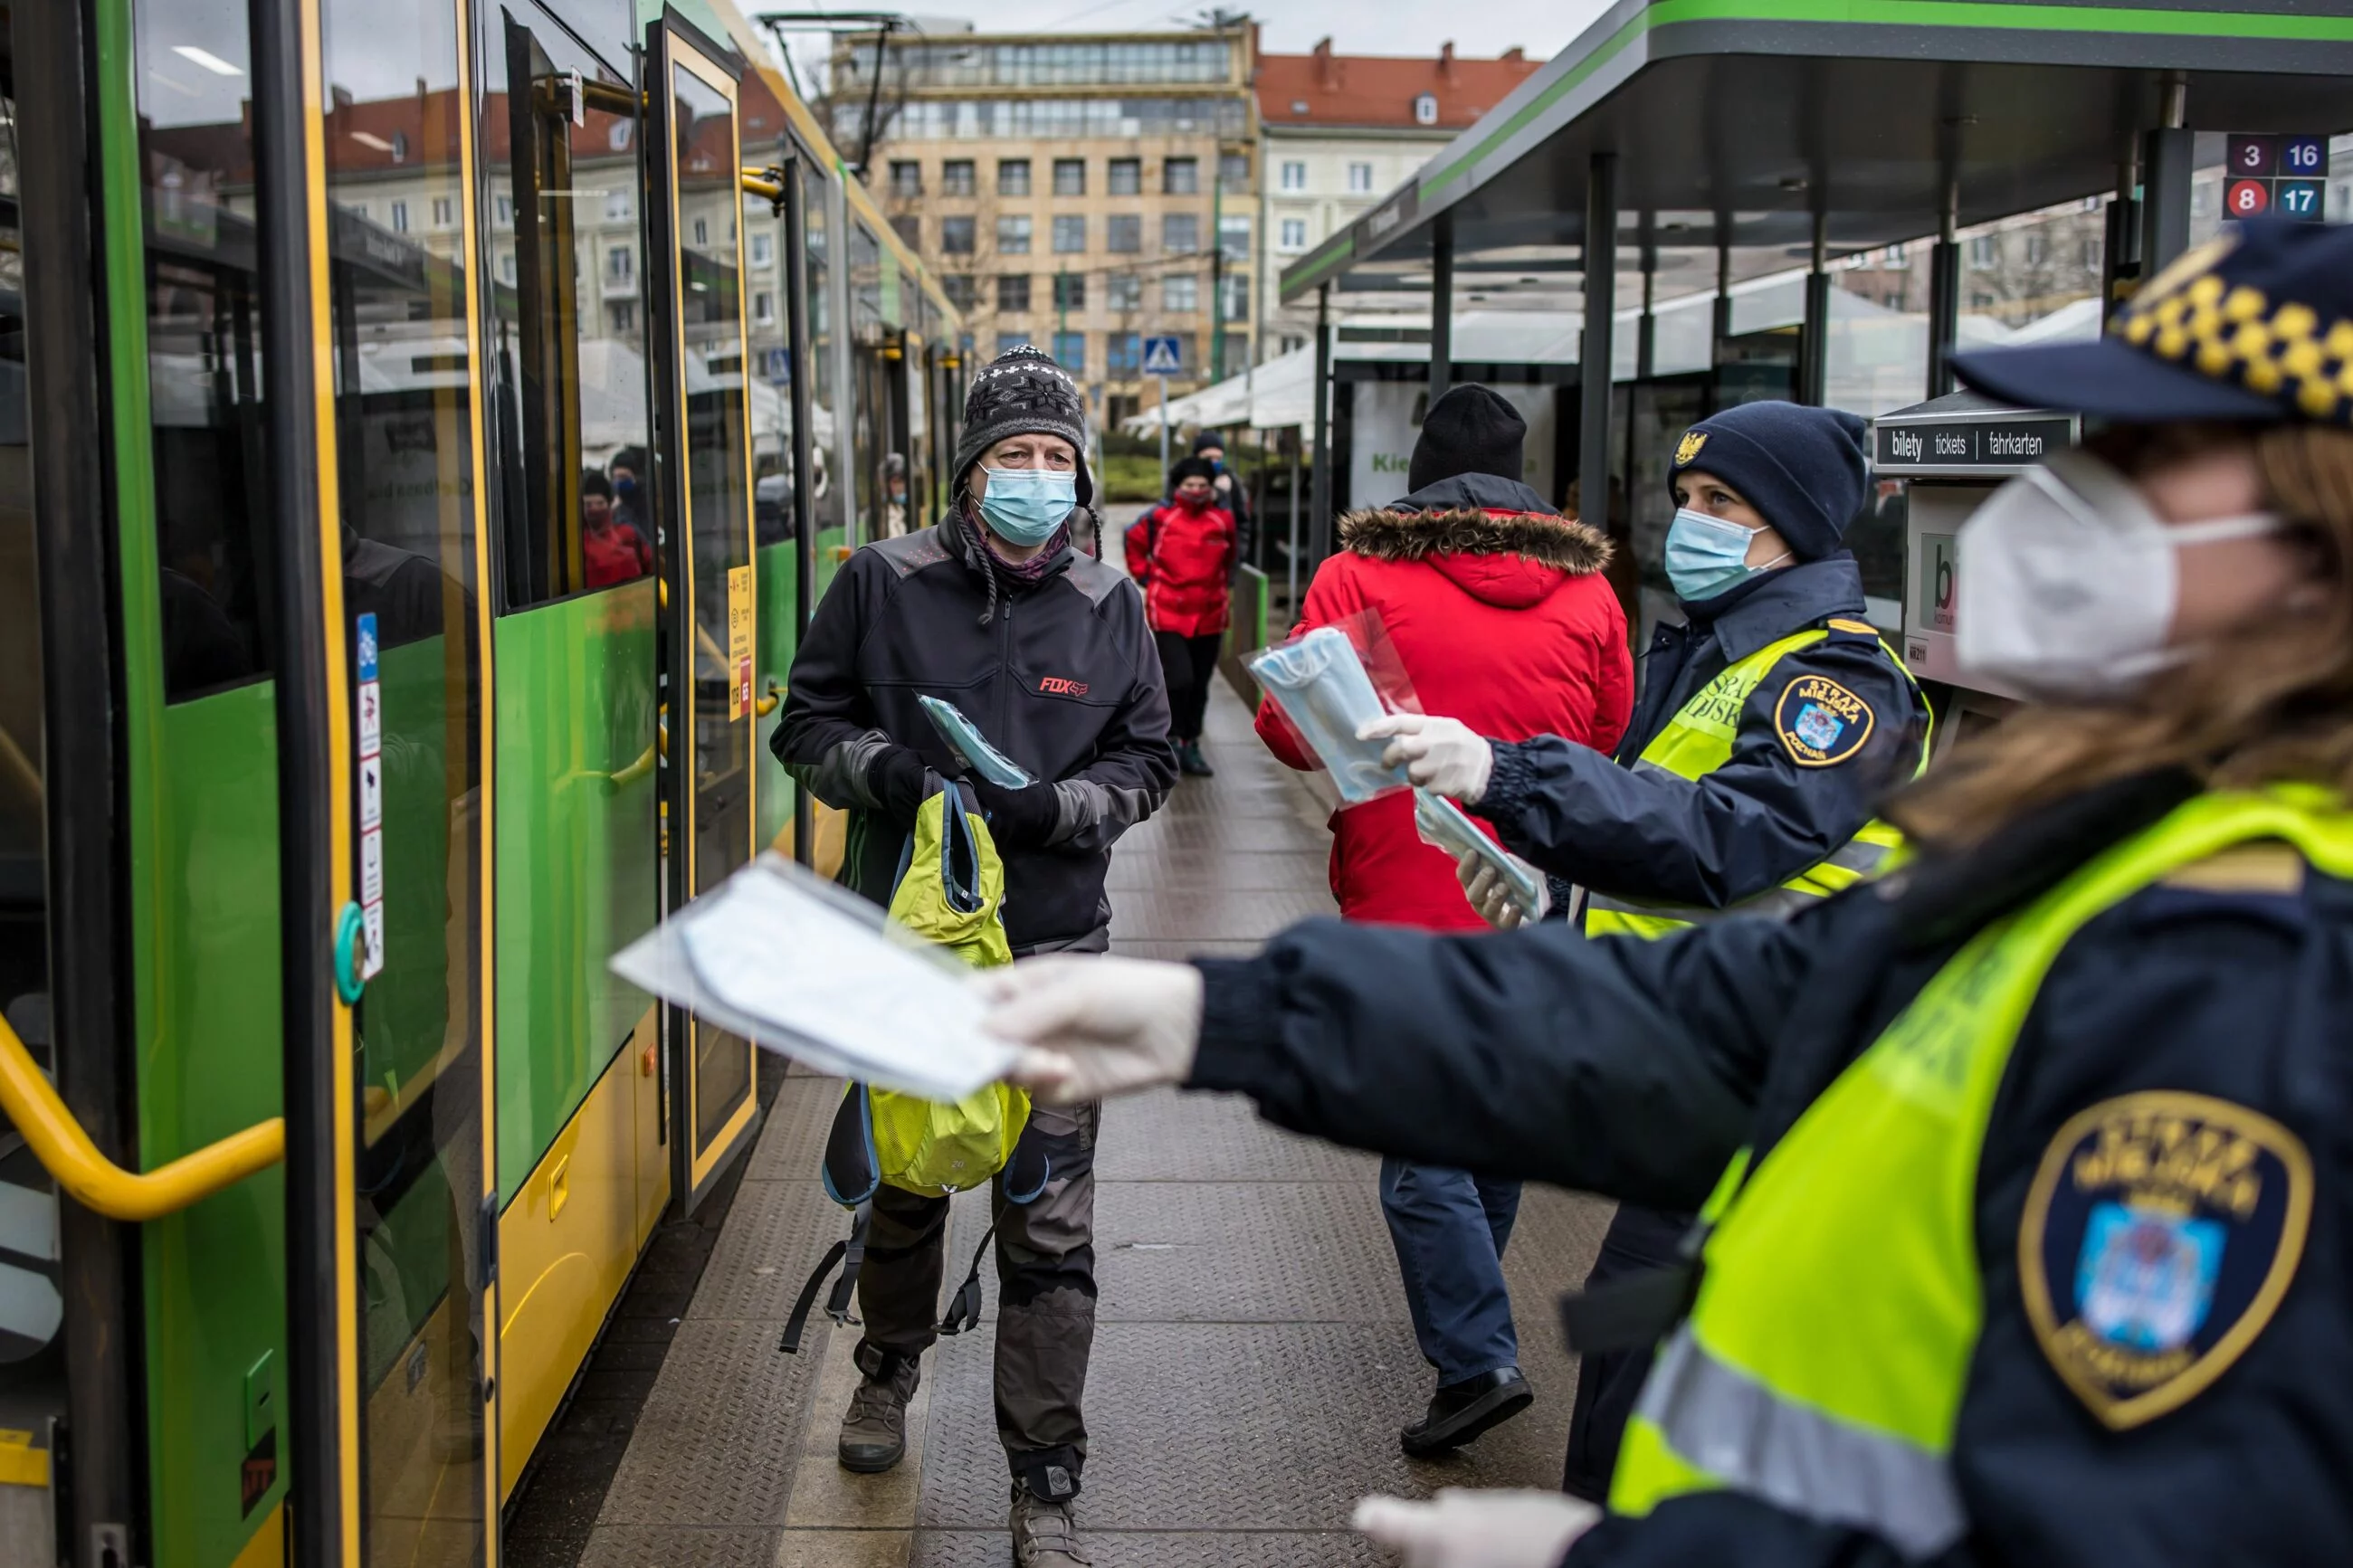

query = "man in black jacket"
[775, 344, 1175, 1568]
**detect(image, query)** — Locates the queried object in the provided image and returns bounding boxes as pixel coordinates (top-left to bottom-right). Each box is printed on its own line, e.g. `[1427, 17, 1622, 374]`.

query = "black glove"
[968, 776, 1062, 850]
[866, 745, 931, 823]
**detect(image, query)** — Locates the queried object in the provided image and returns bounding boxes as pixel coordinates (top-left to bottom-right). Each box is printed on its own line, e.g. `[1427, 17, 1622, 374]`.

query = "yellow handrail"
[0, 1012, 285, 1221]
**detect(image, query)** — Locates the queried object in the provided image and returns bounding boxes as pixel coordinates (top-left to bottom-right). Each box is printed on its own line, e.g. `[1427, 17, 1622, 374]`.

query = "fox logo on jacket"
[1038, 675, 1090, 697]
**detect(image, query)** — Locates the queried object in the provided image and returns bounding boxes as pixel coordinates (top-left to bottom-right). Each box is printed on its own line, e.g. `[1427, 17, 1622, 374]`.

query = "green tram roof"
[1278, 0, 2353, 305]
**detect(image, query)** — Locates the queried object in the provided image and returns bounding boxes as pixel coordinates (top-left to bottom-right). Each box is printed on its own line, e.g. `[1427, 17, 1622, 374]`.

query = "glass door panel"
[653, 21, 757, 1208]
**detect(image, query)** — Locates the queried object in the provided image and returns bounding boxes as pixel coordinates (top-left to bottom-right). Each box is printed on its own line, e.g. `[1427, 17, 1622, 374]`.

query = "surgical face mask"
[976, 466, 1077, 546]
[1956, 447, 2283, 701]
[1246, 627, 1406, 803]
[1665, 508, 1789, 602]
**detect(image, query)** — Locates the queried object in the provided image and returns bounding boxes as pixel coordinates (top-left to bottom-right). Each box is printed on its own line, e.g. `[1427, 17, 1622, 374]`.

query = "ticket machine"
[1872, 392, 2081, 746]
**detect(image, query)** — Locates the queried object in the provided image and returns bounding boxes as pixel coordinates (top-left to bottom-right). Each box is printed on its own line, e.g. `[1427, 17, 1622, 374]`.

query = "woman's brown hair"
[1887, 423, 2353, 852]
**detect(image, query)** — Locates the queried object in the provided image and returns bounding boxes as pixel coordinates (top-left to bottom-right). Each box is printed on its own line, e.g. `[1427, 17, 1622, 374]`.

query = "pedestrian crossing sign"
[1142, 336, 1183, 376]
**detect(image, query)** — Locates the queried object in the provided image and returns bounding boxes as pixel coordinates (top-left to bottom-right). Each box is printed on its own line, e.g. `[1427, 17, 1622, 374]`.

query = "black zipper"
[993, 594, 1015, 738]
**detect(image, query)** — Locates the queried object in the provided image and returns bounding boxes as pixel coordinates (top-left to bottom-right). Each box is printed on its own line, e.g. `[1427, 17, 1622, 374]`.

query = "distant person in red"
[1257, 383, 1633, 1459]
[581, 469, 653, 588]
[1124, 455, 1236, 777]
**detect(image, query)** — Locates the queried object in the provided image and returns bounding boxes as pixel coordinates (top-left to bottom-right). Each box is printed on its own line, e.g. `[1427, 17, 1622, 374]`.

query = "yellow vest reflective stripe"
[1610, 787, 2353, 1553]
[1585, 624, 1927, 939]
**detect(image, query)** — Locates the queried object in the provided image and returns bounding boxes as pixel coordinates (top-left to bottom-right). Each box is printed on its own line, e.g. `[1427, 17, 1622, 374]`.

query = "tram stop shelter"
[1275, 0, 2353, 630]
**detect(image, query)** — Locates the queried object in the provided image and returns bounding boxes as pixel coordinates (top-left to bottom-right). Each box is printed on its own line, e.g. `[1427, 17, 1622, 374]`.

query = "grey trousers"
[856, 1099, 1100, 1499]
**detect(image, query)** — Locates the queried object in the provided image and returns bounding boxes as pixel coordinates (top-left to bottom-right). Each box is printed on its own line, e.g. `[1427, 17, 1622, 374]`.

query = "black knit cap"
[1191, 429, 1226, 456]
[1169, 455, 1216, 486]
[954, 344, 1093, 507]
[1670, 401, 1871, 562]
[1409, 385, 1526, 493]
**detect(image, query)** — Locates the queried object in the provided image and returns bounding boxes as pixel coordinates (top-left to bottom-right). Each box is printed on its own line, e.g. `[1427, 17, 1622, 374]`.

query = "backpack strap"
[938, 1196, 1004, 1337]
[780, 1199, 872, 1354]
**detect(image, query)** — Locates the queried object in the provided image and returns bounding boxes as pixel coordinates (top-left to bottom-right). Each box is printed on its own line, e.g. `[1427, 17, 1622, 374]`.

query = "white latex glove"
[1457, 851, 1549, 931]
[1359, 713, 1494, 803]
[1353, 1488, 1602, 1568]
[978, 955, 1204, 1105]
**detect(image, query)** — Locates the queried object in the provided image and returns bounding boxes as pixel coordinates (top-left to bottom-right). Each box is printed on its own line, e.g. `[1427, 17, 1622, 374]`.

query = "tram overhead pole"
[1577, 151, 1616, 560]
[1429, 210, 1453, 408]
[1800, 206, 1830, 407]
[1928, 182, 1961, 398]
[1310, 282, 1334, 566]
[2140, 75, 2194, 273]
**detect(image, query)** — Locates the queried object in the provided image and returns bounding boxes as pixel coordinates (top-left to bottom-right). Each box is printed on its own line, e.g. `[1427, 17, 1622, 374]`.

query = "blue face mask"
[1664, 507, 1787, 602]
[976, 466, 1077, 546]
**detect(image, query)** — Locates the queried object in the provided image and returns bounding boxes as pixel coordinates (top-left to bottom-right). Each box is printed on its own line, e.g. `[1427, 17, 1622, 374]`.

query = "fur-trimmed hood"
[1338, 507, 1612, 575]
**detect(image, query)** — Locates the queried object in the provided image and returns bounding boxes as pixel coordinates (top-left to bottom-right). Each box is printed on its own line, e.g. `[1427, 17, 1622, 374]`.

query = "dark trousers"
[1153, 631, 1223, 742]
[1380, 1158, 1522, 1384]
[857, 1100, 1100, 1495]
[1561, 1202, 1691, 1501]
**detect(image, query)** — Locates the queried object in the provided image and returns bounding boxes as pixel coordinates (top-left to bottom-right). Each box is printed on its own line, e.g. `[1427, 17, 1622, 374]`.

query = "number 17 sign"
[2225, 134, 2330, 223]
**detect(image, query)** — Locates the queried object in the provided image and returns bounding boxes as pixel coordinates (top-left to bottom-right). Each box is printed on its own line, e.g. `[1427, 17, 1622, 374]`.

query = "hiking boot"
[837, 1345, 920, 1474]
[1011, 1482, 1092, 1566]
[1401, 1366, 1534, 1457]
[1177, 740, 1215, 776]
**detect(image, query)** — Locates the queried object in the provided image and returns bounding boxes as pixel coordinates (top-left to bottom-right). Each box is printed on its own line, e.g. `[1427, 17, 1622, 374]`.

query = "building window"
[1347, 162, 1375, 194]
[1414, 93, 1438, 126]
[1053, 157, 1085, 195]
[1883, 241, 1908, 268]
[1967, 234, 1997, 266]
[1053, 272, 1085, 309]
[1218, 215, 1249, 261]
[1109, 157, 1140, 195]
[605, 188, 632, 222]
[607, 299, 636, 334]
[1052, 331, 1084, 374]
[694, 216, 709, 246]
[607, 245, 633, 280]
[496, 194, 513, 226]
[1107, 274, 1142, 310]
[2024, 233, 2050, 265]
[1106, 331, 1140, 375]
[890, 159, 922, 198]
[750, 232, 774, 267]
[1163, 156, 1198, 195]
[754, 290, 775, 325]
[997, 158, 1031, 196]
[942, 215, 976, 254]
[1219, 272, 1249, 322]
[942, 158, 976, 196]
[1280, 333, 1306, 355]
[891, 214, 920, 250]
[431, 195, 452, 228]
[390, 199, 409, 233]
[1280, 160, 1306, 192]
[1279, 217, 1308, 252]
[1052, 214, 1086, 254]
[1219, 152, 1249, 192]
[944, 273, 977, 309]
[2081, 238, 2102, 270]
[998, 273, 1032, 312]
[998, 215, 1034, 253]
[1107, 214, 1141, 253]
[997, 332, 1031, 359]
[1969, 290, 1996, 309]
[1163, 273, 1198, 312]
[500, 252, 516, 283]
[1162, 213, 1199, 253]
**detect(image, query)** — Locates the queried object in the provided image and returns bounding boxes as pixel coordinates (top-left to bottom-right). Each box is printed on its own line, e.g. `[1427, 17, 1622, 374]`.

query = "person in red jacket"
[1257, 383, 1632, 1459]
[1125, 456, 1236, 776]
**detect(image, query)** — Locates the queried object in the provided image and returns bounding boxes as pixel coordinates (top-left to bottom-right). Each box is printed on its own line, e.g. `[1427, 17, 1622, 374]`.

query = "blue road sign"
[764, 347, 792, 384]
[356, 613, 378, 683]
[1142, 335, 1183, 376]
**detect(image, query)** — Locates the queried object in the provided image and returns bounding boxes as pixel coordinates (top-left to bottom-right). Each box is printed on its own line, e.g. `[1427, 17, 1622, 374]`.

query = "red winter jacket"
[1124, 498, 1236, 637]
[1256, 473, 1633, 930]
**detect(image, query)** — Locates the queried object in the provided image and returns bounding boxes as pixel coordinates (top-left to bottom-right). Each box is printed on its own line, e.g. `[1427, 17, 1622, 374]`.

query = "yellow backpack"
[782, 779, 1049, 1353]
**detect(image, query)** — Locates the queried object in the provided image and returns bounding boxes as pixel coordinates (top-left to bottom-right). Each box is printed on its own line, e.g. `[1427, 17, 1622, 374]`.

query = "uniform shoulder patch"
[2020, 1090, 2313, 1430]
[1773, 673, 1874, 765]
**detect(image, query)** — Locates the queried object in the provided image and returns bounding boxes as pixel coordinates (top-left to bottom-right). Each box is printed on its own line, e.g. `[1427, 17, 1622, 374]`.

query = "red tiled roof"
[1255, 41, 1540, 131]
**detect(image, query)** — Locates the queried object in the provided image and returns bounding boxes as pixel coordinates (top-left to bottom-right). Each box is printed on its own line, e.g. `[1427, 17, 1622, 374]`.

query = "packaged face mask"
[1413, 789, 1546, 920]
[919, 695, 1034, 788]
[1247, 626, 1410, 803]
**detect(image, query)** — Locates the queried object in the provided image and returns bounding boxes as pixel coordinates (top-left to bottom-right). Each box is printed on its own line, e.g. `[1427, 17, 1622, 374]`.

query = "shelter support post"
[1577, 153, 1616, 554]
[2140, 79, 2192, 275]
[1286, 432, 1301, 614]
[1310, 284, 1334, 566]
[1637, 243, 1656, 379]
[2103, 149, 2143, 323]
[1710, 242, 1732, 373]
[1429, 211, 1453, 408]
[1927, 188, 1960, 398]
[1800, 211, 1830, 407]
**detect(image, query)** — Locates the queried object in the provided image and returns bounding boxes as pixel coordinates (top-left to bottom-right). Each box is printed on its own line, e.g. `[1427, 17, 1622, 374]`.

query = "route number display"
[2224, 135, 2330, 223]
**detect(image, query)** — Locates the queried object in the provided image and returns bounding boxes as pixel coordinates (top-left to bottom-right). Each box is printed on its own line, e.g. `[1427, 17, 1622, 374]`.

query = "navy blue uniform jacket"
[1186, 774, 2353, 1565]
[1479, 555, 1929, 911]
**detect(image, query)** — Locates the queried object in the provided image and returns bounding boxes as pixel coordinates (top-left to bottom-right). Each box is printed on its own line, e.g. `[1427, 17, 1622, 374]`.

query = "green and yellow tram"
[0, 0, 959, 1561]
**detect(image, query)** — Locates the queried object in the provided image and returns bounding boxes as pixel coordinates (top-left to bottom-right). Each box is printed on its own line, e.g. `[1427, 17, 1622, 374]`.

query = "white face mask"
[1956, 447, 2282, 701]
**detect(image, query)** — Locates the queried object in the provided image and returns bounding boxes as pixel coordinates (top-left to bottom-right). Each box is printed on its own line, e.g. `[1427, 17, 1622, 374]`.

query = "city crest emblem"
[1772, 675, 1872, 765]
[1675, 430, 1708, 467]
[2020, 1091, 2312, 1429]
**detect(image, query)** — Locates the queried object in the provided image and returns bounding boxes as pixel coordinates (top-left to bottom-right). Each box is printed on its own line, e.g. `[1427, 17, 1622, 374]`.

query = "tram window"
[805, 171, 840, 537]
[132, 0, 272, 701]
[488, 17, 653, 610]
[0, 62, 43, 926]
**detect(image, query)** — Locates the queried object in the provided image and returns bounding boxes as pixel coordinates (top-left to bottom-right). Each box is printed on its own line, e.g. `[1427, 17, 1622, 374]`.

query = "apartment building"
[838, 25, 1258, 426]
[1257, 40, 1541, 360]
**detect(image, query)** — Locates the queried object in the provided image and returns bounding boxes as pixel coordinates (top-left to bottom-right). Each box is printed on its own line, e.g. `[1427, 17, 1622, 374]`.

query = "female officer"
[1364, 397, 1932, 1495]
[980, 218, 2353, 1568]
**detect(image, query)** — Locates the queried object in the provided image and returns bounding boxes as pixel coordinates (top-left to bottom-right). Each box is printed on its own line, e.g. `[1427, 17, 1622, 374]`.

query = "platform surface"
[557, 679, 1611, 1565]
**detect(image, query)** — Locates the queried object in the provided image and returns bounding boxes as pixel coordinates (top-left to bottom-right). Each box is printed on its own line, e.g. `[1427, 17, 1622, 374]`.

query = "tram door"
[650, 14, 760, 1210]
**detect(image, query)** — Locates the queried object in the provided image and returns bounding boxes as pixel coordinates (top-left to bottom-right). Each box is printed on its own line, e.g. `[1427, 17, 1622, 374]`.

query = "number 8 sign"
[2228, 180, 2270, 217]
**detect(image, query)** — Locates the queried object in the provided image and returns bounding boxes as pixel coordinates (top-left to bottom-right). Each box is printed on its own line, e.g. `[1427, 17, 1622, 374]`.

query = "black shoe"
[1178, 740, 1215, 776]
[1401, 1367, 1534, 1457]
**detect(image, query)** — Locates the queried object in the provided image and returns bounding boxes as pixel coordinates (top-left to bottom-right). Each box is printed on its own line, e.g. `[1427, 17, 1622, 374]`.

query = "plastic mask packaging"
[977, 467, 1077, 546]
[1247, 626, 1411, 803]
[919, 695, 1034, 788]
[1413, 789, 1546, 919]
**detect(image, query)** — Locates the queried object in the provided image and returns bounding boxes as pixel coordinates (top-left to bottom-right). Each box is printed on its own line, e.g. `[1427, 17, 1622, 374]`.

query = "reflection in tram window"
[805, 173, 840, 546]
[320, 0, 490, 1556]
[580, 468, 653, 585]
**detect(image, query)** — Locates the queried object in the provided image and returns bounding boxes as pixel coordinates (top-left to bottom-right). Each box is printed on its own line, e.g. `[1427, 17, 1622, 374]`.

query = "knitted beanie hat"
[1669, 402, 1871, 561]
[1169, 455, 1216, 487]
[1408, 385, 1527, 494]
[954, 344, 1093, 508]
[1191, 429, 1226, 456]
